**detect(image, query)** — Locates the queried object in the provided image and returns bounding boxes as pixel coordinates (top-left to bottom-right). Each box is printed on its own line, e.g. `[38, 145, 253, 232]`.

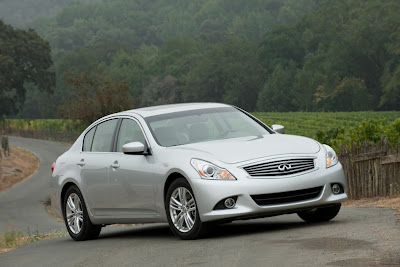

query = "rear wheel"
[297, 204, 341, 223]
[63, 185, 101, 241]
[165, 178, 206, 240]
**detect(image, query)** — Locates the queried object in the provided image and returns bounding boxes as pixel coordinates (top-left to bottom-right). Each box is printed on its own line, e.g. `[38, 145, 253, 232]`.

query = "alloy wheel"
[65, 193, 84, 234]
[169, 187, 197, 233]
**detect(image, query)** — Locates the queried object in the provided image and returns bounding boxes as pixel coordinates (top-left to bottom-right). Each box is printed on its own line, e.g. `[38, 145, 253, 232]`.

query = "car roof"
[118, 102, 231, 118]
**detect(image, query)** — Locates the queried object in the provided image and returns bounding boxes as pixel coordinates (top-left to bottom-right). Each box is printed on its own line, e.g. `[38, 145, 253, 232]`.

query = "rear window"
[83, 126, 96, 151]
[90, 119, 118, 152]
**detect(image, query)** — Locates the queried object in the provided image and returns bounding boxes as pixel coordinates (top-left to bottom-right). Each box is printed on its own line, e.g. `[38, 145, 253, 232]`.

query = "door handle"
[77, 159, 86, 166]
[110, 161, 120, 169]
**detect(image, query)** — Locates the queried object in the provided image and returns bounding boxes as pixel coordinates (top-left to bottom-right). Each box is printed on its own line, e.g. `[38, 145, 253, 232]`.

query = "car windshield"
[145, 107, 271, 147]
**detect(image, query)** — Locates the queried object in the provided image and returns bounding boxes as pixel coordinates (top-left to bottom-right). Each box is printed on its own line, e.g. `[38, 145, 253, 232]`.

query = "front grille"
[251, 186, 323, 206]
[243, 158, 315, 177]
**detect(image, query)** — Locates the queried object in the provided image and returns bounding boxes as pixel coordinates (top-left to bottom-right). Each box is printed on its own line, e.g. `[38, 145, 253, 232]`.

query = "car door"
[108, 117, 157, 216]
[79, 118, 119, 216]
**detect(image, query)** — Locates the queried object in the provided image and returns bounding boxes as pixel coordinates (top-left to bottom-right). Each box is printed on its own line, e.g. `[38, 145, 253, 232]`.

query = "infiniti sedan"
[50, 103, 347, 240]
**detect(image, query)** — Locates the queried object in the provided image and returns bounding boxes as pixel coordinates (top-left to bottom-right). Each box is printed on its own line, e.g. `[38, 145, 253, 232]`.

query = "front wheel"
[297, 204, 342, 223]
[165, 178, 206, 240]
[63, 185, 102, 241]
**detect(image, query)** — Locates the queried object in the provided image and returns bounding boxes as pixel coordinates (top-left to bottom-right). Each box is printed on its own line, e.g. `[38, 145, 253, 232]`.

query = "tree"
[0, 20, 55, 117]
[314, 76, 371, 111]
[183, 38, 263, 111]
[257, 62, 298, 111]
[380, 20, 400, 109]
[257, 0, 400, 111]
[380, 65, 400, 110]
[58, 72, 134, 126]
[141, 75, 182, 107]
[258, 24, 304, 71]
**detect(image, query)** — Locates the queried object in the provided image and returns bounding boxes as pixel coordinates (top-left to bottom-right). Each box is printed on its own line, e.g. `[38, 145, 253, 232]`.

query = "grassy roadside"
[0, 146, 66, 254]
[0, 228, 67, 254]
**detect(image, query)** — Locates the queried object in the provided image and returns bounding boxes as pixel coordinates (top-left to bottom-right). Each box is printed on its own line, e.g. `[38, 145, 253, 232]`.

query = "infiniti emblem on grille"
[278, 164, 292, 171]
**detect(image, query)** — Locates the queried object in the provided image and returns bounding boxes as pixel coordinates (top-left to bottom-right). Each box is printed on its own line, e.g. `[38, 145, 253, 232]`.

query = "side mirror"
[122, 142, 145, 154]
[271, 124, 285, 134]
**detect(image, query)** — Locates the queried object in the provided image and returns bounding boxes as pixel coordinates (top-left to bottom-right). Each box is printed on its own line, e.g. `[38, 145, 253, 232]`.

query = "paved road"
[1, 207, 400, 266]
[0, 137, 69, 234]
[1, 137, 399, 266]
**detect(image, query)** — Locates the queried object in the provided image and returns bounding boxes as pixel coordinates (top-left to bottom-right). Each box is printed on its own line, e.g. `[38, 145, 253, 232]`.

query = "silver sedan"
[50, 103, 347, 240]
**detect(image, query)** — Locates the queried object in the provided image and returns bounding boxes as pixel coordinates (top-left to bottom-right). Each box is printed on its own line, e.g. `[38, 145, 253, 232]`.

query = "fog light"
[224, 198, 236, 209]
[213, 196, 238, 210]
[331, 183, 342, 195]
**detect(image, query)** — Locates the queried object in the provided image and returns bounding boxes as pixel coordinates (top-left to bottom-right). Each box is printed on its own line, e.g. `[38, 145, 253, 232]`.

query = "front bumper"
[191, 162, 347, 222]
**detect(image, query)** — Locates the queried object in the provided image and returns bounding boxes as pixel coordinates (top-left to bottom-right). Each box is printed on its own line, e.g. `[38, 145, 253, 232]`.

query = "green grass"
[252, 111, 400, 138]
[0, 119, 83, 132]
[1, 111, 399, 140]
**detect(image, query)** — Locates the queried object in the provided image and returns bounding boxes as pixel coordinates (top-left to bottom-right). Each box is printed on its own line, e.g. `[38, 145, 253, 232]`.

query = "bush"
[315, 126, 345, 149]
[314, 118, 400, 152]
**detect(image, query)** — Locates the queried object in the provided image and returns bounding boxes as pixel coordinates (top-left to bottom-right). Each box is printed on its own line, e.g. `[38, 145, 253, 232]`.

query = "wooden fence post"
[341, 138, 400, 199]
[1, 136, 10, 157]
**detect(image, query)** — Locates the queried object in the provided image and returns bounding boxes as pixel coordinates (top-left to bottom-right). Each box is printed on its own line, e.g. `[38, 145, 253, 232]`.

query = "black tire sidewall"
[297, 204, 342, 223]
[63, 185, 98, 241]
[165, 178, 203, 240]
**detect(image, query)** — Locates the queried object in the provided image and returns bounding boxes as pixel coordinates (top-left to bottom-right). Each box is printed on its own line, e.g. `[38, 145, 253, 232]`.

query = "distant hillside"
[0, 0, 102, 26]
[6, 0, 399, 118]
[30, 0, 317, 55]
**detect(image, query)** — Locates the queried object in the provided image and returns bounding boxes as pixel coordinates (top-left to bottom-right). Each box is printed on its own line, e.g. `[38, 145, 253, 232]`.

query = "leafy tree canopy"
[30, 0, 316, 58]
[257, 0, 400, 111]
[4, 0, 400, 118]
[0, 20, 55, 117]
[58, 72, 134, 126]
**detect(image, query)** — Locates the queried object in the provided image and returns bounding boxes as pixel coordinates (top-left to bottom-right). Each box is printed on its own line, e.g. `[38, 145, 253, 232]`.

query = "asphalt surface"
[0, 208, 399, 266]
[0, 136, 69, 234]
[1, 137, 399, 266]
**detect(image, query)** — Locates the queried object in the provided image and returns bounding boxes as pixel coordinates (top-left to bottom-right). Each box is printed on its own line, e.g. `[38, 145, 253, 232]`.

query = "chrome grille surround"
[243, 158, 315, 177]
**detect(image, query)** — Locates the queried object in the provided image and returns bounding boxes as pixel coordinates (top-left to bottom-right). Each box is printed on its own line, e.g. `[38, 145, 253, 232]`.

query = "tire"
[165, 178, 206, 240]
[63, 185, 102, 241]
[297, 204, 342, 223]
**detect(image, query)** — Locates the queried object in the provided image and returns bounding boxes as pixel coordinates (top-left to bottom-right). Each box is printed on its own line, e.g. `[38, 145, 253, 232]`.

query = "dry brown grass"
[0, 146, 40, 192]
[344, 196, 400, 216]
[0, 229, 67, 254]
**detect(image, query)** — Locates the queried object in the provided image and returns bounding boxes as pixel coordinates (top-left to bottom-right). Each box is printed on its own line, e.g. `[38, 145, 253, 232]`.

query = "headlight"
[190, 159, 236, 180]
[323, 144, 338, 168]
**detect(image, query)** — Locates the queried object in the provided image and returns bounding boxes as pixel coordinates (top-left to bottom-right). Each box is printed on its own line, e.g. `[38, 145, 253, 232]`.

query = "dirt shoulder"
[344, 196, 400, 216]
[0, 146, 40, 192]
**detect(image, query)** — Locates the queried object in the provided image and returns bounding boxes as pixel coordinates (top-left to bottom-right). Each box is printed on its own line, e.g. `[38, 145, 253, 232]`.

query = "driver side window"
[117, 119, 147, 152]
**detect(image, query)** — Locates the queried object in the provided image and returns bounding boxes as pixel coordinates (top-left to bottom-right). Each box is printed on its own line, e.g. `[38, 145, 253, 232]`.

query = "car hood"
[170, 134, 321, 164]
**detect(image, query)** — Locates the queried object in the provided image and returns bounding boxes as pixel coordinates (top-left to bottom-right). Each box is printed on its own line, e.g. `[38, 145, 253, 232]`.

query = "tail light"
[51, 162, 56, 173]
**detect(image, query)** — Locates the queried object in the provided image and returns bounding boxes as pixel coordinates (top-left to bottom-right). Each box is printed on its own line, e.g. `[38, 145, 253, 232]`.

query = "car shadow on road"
[205, 220, 338, 240]
[96, 218, 343, 241]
